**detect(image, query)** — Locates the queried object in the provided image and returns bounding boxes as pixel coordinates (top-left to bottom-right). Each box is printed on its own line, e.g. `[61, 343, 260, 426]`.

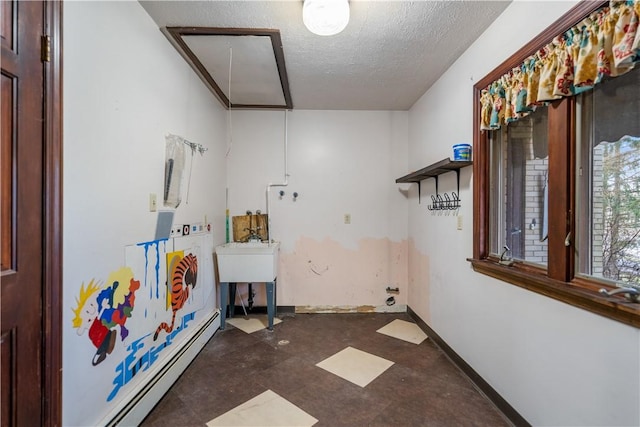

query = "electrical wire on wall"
[225, 47, 233, 242]
[265, 109, 290, 244]
[225, 47, 233, 159]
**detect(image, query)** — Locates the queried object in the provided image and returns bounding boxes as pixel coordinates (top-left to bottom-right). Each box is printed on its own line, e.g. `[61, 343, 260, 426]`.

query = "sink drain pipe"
[265, 109, 290, 245]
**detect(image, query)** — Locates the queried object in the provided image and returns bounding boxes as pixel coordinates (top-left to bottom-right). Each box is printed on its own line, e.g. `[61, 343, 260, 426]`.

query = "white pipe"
[265, 110, 290, 245]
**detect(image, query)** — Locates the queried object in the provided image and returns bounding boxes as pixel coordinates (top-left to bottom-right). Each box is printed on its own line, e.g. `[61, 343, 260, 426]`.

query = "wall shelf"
[396, 158, 472, 206]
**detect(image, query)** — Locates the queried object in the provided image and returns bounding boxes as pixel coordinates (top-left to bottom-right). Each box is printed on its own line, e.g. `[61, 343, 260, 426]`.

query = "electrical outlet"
[457, 215, 463, 230]
[149, 193, 157, 212]
[344, 213, 351, 224]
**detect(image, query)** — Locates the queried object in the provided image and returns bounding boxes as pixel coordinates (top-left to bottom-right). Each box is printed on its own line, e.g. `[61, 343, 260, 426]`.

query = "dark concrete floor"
[141, 312, 511, 427]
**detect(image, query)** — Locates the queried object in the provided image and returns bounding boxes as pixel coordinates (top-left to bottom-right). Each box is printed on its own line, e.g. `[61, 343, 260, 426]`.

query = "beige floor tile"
[315, 346, 394, 387]
[226, 315, 282, 334]
[206, 389, 318, 427]
[376, 319, 427, 344]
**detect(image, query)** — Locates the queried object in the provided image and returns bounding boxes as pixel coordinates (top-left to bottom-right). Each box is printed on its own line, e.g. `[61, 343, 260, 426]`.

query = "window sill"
[468, 258, 640, 328]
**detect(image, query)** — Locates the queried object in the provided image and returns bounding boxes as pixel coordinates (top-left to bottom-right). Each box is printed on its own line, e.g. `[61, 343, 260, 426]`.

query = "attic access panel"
[164, 27, 293, 109]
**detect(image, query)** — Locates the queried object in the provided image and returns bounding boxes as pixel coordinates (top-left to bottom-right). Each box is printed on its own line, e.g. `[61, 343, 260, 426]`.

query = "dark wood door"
[1, 1, 52, 425]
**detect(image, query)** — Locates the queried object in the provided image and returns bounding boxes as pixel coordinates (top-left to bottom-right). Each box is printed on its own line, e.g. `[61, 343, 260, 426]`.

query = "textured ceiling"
[140, 0, 511, 111]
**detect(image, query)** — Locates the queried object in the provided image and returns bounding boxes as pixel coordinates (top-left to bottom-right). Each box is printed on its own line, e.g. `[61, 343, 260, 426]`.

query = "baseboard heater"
[102, 310, 220, 427]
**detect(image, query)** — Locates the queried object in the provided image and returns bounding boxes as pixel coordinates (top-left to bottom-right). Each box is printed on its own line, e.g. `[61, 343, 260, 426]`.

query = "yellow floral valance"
[480, 0, 640, 130]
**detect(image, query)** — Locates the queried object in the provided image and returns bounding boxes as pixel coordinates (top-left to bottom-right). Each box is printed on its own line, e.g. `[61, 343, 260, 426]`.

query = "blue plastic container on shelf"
[453, 143, 471, 161]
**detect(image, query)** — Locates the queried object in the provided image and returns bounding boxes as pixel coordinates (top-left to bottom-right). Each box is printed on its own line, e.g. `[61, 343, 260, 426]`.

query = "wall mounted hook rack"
[395, 158, 472, 207]
[427, 191, 461, 211]
[181, 138, 208, 155]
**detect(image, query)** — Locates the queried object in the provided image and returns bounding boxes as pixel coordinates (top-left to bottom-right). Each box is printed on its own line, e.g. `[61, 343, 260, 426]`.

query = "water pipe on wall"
[265, 110, 290, 245]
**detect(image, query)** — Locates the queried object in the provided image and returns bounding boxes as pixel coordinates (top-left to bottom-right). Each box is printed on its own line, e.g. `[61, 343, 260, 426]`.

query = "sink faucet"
[599, 286, 640, 303]
[244, 227, 262, 242]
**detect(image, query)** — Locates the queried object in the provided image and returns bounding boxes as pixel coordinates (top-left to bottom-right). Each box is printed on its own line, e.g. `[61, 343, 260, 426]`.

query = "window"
[490, 107, 549, 266]
[577, 69, 640, 286]
[471, 2, 640, 328]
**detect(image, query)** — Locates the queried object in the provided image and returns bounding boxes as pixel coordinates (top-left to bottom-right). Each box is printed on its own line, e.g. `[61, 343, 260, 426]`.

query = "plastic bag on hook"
[164, 134, 185, 208]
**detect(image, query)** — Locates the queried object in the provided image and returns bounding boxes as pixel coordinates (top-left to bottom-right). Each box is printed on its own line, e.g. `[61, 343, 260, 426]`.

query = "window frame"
[470, 0, 640, 328]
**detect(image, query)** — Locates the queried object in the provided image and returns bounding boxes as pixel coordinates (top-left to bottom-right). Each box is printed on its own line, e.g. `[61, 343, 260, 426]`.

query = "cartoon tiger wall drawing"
[153, 253, 198, 340]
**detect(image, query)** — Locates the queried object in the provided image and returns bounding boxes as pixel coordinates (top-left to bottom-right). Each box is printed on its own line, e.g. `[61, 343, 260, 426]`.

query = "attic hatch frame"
[163, 27, 293, 110]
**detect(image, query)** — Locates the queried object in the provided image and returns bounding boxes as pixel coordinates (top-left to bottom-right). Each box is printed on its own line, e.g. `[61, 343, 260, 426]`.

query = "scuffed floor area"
[141, 312, 511, 426]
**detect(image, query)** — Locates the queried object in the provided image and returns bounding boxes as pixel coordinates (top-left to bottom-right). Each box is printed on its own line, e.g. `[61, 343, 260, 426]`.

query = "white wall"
[63, 1, 227, 425]
[226, 110, 409, 310]
[408, 1, 640, 426]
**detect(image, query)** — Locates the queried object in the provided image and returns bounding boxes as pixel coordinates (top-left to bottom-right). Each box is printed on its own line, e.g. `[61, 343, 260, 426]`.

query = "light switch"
[457, 215, 463, 230]
[149, 193, 157, 212]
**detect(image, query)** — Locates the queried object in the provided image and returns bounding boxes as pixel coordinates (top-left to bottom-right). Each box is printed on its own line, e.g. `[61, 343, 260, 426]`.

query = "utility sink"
[215, 241, 280, 283]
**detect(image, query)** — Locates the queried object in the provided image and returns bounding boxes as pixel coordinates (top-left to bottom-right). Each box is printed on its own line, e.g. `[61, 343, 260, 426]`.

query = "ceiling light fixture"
[303, 0, 350, 36]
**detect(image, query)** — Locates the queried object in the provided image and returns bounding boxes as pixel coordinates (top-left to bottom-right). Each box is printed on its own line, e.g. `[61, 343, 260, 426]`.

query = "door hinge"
[41, 35, 51, 62]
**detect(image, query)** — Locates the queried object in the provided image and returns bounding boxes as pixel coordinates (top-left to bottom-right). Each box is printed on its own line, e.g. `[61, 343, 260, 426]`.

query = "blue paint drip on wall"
[136, 239, 168, 300]
[154, 242, 160, 299]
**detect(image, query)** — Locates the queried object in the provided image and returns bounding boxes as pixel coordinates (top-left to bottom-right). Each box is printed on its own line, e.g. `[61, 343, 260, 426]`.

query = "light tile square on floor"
[226, 315, 282, 334]
[376, 319, 428, 344]
[206, 389, 318, 427]
[315, 346, 394, 387]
